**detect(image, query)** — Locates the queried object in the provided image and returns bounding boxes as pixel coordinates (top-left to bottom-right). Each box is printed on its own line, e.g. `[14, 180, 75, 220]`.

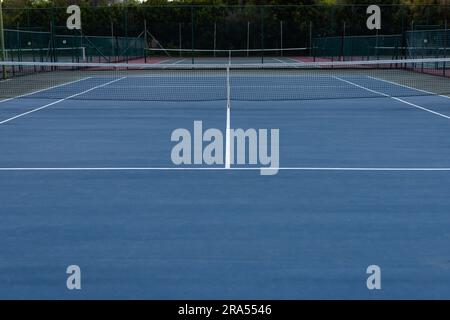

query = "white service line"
[275, 57, 306, 64]
[140, 58, 175, 68]
[0, 77, 126, 125]
[172, 59, 188, 65]
[272, 58, 288, 64]
[333, 76, 450, 120]
[0, 77, 92, 104]
[285, 57, 306, 64]
[139, 58, 186, 69]
[153, 58, 175, 64]
[368, 75, 450, 100]
[0, 167, 449, 172]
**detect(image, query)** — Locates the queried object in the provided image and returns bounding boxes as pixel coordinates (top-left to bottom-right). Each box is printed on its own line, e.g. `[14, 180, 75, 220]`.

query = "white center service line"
[332, 76, 450, 120]
[0, 167, 449, 172]
[0, 77, 126, 125]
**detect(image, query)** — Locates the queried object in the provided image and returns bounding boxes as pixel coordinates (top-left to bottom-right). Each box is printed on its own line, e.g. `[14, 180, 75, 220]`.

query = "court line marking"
[0, 167, 449, 172]
[141, 58, 184, 68]
[270, 57, 306, 64]
[272, 58, 288, 64]
[225, 67, 231, 168]
[172, 59, 188, 64]
[282, 57, 307, 64]
[368, 75, 450, 100]
[154, 58, 175, 64]
[156, 58, 187, 65]
[0, 77, 92, 104]
[104, 84, 348, 89]
[0, 77, 126, 125]
[333, 76, 450, 120]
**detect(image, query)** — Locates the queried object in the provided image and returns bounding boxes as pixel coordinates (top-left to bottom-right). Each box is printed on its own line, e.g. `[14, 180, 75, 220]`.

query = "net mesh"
[145, 47, 309, 63]
[0, 58, 449, 102]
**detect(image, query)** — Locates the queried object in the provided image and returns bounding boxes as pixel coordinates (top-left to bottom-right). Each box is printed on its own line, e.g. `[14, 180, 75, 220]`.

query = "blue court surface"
[0, 70, 450, 299]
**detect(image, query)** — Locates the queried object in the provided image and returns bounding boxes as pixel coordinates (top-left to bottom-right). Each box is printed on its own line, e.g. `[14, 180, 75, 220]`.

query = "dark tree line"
[2, 1, 449, 50]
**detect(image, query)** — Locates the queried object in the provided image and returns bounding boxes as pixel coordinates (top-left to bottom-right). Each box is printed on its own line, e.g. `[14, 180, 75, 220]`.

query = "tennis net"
[0, 58, 449, 102]
[145, 47, 309, 63]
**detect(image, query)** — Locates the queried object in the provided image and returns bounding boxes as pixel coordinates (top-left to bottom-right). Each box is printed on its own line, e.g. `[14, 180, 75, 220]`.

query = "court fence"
[3, 28, 146, 63]
[1, 4, 450, 63]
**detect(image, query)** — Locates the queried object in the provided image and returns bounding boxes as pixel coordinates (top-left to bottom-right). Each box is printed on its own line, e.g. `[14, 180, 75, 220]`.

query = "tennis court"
[144, 48, 310, 65]
[1, 59, 450, 299]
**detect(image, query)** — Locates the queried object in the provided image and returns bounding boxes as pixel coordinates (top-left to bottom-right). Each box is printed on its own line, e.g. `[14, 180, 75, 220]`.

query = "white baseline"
[0, 167, 449, 172]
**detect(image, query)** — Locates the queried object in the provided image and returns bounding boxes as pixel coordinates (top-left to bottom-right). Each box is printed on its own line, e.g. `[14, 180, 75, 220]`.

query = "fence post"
[309, 21, 313, 60]
[16, 22, 21, 65]
[260, 6, 264, 64]
[247, 21, 250, 57]
[111, 18, 114, 62]
[179, 22, 182, 57]
[444, 19, 447, 76]
[280, 20, 283, 56]
[0, 1, 5, 79]
[191, 6, 194, 64]
[124, 4, 128, 63]
[214, 21, 216, 57]
[144, 19, 147, 63]
[341, 21, 346, 61]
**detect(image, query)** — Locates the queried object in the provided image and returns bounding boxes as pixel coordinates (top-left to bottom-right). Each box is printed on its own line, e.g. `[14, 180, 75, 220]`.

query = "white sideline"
[332, 76, 450, 120]
[0, 77, 126, 125]
[0, 77, 92, 104]
[368, 75, 450, 100]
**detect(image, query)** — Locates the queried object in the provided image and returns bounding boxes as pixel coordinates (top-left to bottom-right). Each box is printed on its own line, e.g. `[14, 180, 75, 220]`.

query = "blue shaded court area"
[0, 71, 450, 299]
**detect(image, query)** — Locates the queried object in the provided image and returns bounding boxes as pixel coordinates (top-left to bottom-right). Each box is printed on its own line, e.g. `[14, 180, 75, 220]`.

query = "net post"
[0, 0, 5, 79]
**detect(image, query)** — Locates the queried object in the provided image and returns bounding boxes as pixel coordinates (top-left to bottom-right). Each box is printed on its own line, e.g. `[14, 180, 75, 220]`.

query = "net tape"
[1, 57, 449, 69]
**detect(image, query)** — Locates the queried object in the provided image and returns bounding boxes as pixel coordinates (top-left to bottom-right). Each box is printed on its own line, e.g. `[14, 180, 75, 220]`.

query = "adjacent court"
[0, 59, 450, 299]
